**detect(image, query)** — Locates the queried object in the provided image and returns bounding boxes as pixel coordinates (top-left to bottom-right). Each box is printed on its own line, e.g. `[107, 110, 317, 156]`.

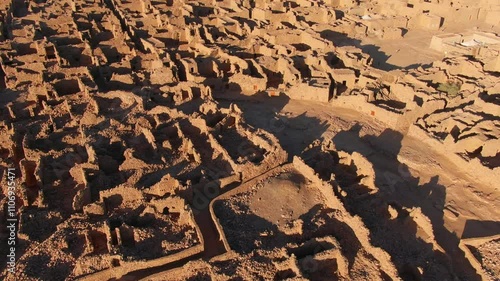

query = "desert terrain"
[0, 0, 499, 280]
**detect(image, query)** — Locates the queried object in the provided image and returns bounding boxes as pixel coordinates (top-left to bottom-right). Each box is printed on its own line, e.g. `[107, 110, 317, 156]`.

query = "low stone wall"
[137, 251, 239, 281]
[208, 200, 232, 253]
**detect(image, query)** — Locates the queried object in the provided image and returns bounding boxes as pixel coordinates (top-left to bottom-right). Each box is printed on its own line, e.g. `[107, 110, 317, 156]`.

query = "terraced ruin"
[0, 0, 499, 280]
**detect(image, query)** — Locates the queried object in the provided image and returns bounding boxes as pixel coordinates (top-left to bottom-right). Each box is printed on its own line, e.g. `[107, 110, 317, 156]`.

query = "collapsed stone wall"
[209, 161, 401, 280]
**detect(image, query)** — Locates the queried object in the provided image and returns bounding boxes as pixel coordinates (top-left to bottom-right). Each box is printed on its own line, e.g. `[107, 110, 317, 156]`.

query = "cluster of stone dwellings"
[330, 0, 500, 40]
[0, 0, 499, 279]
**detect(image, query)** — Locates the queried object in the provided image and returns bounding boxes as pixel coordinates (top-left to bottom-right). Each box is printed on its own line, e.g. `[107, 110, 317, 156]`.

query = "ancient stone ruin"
[0, 0, 498, 280]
